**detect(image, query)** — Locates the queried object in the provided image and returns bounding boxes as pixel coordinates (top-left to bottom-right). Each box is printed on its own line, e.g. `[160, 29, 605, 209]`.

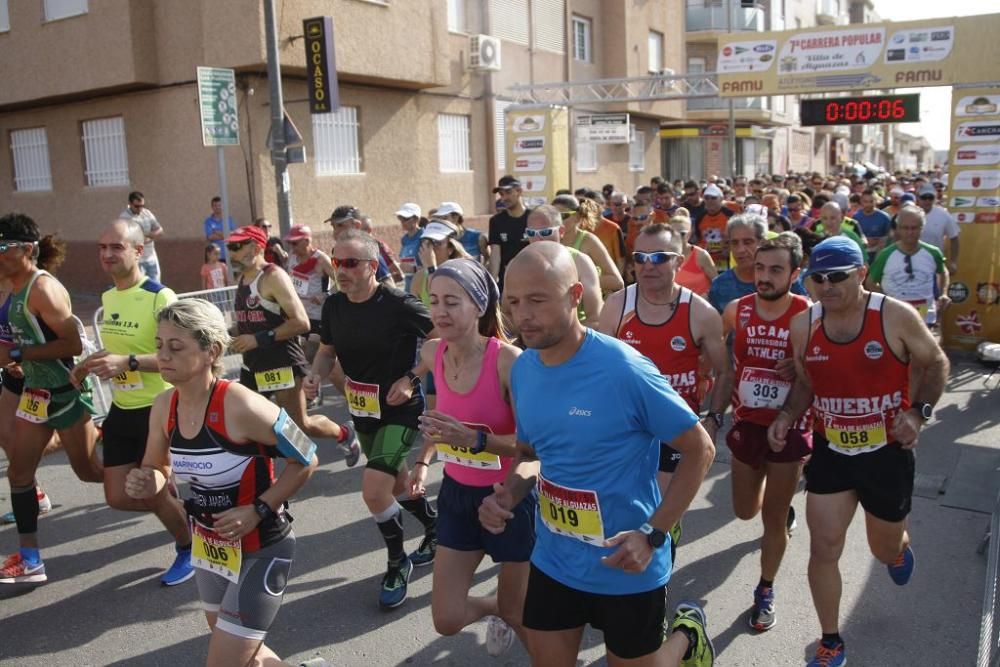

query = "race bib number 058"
[824, 412, 888, 454]
[537, 475, 605, 544]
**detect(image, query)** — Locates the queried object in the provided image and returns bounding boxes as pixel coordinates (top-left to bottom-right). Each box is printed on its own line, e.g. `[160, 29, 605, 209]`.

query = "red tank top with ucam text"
[731, 293, 811, 428]
[805, 293, 910, 456]
[617, 285, 701, 412]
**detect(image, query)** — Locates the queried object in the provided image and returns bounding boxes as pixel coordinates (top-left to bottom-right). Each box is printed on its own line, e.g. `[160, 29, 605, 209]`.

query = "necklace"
[446, 341, 485, 382]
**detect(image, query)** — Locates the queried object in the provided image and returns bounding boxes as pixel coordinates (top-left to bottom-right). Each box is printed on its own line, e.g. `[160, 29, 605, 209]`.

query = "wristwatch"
[405, 370, 419, 386]
[128, 354, 139, 372]
[639, 522, 667, 549]
[707, 411, 725, 429]
[8, 347, 22, 363]
[253, 498, 276, 523]
[471, 429, 488, 454]
[912, 402, 933, 422]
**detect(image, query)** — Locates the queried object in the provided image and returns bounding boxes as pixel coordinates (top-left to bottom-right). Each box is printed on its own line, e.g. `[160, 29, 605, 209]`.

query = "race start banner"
[504, 106, 569, 208]
[942, 86, 1000, 351]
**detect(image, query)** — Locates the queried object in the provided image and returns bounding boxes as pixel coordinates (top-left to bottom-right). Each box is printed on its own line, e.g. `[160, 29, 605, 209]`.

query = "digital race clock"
[799, 94, 920, 126]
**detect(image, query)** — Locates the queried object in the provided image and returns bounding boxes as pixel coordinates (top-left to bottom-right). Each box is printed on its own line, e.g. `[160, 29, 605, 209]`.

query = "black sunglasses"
[809, 268, 858, 284]
[226, 241, 251, 252]
[332, 257, 374, 269]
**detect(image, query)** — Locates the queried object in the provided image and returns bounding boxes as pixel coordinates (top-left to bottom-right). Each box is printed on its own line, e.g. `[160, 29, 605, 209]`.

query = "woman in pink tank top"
[390, 258, 533, 657]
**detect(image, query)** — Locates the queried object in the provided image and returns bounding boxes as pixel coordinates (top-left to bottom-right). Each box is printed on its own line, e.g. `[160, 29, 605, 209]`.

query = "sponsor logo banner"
[953, 144, 1000, 166]
[513, 155, 546, 172]
[956, 94, 1000, 117]
[952, 170, 1000, 191]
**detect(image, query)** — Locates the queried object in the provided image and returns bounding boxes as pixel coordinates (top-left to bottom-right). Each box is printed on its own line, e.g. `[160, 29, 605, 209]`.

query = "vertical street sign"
[196, 67, 240, 146]
[303, 16, 340, 114]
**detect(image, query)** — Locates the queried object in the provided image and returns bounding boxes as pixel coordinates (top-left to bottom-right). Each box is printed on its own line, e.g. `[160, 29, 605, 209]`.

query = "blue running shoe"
[379, 557, 413, 609]
[887, 544, 915, 585]
[748, 584, 776, 632]
[808, 639, 846, 667]
[408, 533, 437, 567]
[161, 544, 194, 586]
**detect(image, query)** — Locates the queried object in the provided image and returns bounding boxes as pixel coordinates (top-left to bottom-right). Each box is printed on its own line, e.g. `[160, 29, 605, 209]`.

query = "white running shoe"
[486, 615, 515, 657]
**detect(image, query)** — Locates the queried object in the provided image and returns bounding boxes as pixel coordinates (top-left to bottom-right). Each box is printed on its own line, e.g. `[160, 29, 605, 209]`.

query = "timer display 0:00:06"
[799, 94, 920, 126]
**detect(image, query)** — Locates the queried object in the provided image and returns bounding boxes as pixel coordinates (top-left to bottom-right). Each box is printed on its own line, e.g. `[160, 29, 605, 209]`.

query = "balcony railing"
[686, 1, 766, 32]
[687, 96, 767, 111]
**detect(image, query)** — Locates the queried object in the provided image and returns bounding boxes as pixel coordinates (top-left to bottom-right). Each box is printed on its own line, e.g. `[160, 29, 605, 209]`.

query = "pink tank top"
[434, 337, 515, 487]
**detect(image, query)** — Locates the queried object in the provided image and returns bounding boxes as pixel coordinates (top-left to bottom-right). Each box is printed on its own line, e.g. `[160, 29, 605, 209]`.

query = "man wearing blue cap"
[767, 236, 948, 667]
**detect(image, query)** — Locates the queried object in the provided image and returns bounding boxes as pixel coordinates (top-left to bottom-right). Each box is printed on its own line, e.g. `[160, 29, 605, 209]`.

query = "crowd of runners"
[0, 165, 955, 667]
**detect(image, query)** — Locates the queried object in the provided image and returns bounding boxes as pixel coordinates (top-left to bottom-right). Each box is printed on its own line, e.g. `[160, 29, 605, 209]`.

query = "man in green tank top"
[71, 219, 194, 586]
[0, 213, 102, 585]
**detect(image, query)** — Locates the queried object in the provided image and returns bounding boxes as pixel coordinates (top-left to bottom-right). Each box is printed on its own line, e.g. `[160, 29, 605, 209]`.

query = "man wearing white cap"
[287, 224, 337, 337]
[396, 203, 424, 292]
[914, 185, 960, 274]
[435, 202, 488, 265]
[692, 184, 736, 271]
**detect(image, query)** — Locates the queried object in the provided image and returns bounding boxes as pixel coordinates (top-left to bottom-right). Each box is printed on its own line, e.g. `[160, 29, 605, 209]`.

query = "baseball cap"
[285, 224, 312, 242]
[804, 236, 865, 276]
[703, 184, 723, 198]
[435, 201, 465, 217]
[227, 226, 268, 249]
[395, 203, 421, 218]
[493, 175, 522, 193]
[325, 205, 360, 225]
[918, 184, 936, 198]
[421, 220, 459, 241]
[744, 203, 767, 217]
[890, 187, 904, 196]
[900, 193, 916, 204]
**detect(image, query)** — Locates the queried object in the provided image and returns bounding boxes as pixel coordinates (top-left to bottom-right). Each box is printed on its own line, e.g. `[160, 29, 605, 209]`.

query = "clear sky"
[873, 1, 990, 151]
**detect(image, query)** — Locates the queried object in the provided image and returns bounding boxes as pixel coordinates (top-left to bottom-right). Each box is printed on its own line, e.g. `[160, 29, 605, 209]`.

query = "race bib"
[824, 412, 888, 454]
[191, 522, 242, 584]
[291, 272, 310, 297]
[737, 367, 790, 410]
[112, 369, 144, 392]
[16, 388, 50, 424]
[537, 475, 605, 544]
[345, 377, 381, 419]
[254, 366, 295, 392]
[905, 299, 932, 323]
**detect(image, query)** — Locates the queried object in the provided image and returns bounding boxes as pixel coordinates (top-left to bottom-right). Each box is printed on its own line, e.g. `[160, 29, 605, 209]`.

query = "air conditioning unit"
[469, 34, 501, 72]
[659, 67, 676, 77]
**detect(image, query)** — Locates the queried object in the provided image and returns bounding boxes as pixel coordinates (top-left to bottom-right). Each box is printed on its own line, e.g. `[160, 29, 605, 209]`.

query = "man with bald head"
[813, 202, 867, 261]
[480, 242, 717, 666]
[72, 219, 194, 586]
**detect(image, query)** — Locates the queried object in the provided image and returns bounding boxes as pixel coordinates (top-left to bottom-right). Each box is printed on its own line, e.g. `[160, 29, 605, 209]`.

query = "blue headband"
[431, 258, 499, 316]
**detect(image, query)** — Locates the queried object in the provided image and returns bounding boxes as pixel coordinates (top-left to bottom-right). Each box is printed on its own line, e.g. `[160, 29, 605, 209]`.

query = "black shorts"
[436, 472, 535, 562]
[1, 369, 24, 395]
[522, 564, 667, 660]
[659, 443, 681, 473]
[805, 435, 914, 523]
[102, 404, 153, 468]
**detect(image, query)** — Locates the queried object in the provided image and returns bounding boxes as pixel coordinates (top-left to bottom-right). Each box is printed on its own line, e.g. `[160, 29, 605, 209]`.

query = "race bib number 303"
[824, 412, 888, 454]
[345, 377, 381, 419]
[537, 475, 605, 544]
[191, 522, 242, 583]
[737, 367, 790, 410]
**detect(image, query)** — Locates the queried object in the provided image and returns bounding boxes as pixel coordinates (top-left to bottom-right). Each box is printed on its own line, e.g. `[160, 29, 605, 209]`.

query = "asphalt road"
[1, 354, 997, 666]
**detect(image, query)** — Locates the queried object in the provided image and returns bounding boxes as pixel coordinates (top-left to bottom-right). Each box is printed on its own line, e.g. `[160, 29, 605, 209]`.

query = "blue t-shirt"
[204, 215, 236, 260]
[707, 269, 808, 313]
[512, 329, 699, 595]
[852, 209, 891, 241]
[457, 228, 483, 261]
[399, 230, 423, 292]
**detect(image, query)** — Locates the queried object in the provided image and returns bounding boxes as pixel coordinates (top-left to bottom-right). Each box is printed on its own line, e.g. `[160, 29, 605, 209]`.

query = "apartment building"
[0, 0, 684, 293]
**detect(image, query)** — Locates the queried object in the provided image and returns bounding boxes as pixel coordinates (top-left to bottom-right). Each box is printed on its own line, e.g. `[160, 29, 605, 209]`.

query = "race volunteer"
[125, 299, 324, 667]
[71, 219, 193, 587]
[0, 214, 103, 585]
[228, 226, 360, 466]
[768, 236, 949, 667]
[480, 242, 716, 667]
[598, 223, 729, 565]
[396, 259, 532, 658]
[305, 230, 438, 610]
[718, 232, 812, 633]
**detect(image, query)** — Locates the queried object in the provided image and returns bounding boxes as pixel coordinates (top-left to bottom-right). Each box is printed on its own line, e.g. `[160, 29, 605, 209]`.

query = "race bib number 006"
[191, 522, 242, 584]
[537, 475, 605, 544]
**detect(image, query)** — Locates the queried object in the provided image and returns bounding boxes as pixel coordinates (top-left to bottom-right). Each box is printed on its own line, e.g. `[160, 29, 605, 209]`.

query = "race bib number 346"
[538, 475, 605, 544]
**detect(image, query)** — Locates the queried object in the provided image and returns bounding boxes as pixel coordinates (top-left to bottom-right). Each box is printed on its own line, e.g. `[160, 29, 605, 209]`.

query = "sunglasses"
[919, 195, 935, 200]
[525, 227, 560, 238]
[633, 214, 651, 222]
[559, 210, 577, 219]
[332, 257, 374, 269]
[425, 238, 448, 247]
[226, 241, 251, 252]
[0, 241, 30, 254]
[904, 253, 915, 280]
[633, 251, 680, 265]
[809, 268, 858, 284]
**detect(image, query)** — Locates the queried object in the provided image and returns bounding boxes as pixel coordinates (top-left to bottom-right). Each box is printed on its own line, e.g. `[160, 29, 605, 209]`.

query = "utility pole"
[727, 0, 738, 179]
[264, 0, 293, 236]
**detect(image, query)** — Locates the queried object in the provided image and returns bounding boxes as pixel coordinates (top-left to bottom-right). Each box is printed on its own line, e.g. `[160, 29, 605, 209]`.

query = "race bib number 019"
[824, 412, 888, 454]
[737, 367, 790, 410]
[191, 522, 242, 583]
[255, 366, 295, 393]
[16, 388, 51, 424]
[112, 369, 144, 392]
[345, 377, 381, 419]
[537, 475, 605, 544]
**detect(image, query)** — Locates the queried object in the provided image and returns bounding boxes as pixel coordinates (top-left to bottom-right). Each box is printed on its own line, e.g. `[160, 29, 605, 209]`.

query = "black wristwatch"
[912, 402, 933, 422]
[253, 498, 277, 523]
[707, 411, 725, 429]
[8, 347, 22, 363]
[128, 354, 139, 372]
[639, 522, 667, 549]
[405, 370, 419, 386]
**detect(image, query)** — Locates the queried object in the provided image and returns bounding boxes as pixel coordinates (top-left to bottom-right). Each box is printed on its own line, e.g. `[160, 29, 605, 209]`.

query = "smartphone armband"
[273, 409, 317, 465]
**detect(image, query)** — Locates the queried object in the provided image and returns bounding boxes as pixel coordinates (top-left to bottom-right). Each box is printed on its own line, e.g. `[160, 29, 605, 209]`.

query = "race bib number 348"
[345, 377, 381, 419]
[538, 475, 605, 544]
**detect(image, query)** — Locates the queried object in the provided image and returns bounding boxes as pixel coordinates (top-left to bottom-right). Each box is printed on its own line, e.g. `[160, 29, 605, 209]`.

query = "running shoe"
[485, 615, 515, 656]
[748, 584, 776, 632]
[379, 557, 413, 609]
[887, 544, 915, 586]
[341, 421, 361, 468]
[671, 600, 715, 667]
[161, 544, 194, 586]
[808, 639, 846, 667]
[0, 489, 52, 525]
[409, 533, 437, 567]
[787, 506, 797, 536]
[0, 552, 47, 584]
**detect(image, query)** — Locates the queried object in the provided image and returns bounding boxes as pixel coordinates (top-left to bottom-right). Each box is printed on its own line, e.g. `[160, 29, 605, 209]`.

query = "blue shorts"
[436, 472, 535, 563]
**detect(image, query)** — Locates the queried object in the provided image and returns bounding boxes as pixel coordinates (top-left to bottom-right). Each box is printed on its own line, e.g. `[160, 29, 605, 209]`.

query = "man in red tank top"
[767, 236, 949, 667]
[598, 222, 729, 561]
[719, 233, 811, 633]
